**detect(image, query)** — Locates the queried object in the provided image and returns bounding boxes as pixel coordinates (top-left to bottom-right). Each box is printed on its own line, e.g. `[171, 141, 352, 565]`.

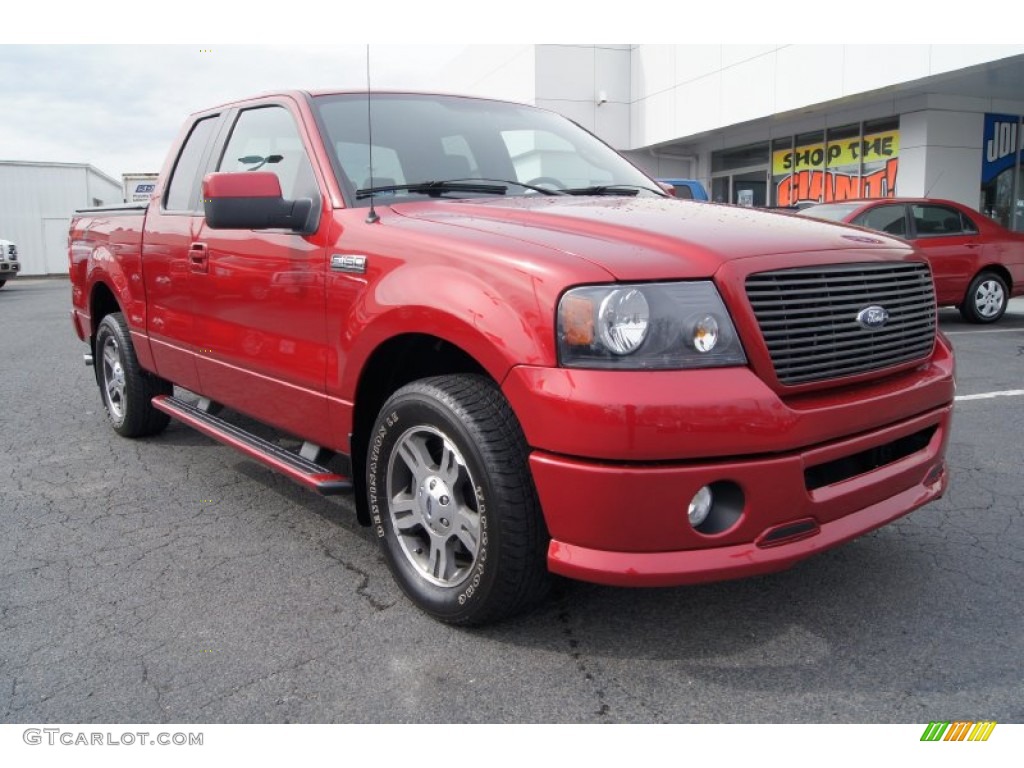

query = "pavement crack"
[4, 676, 16, 719]
[321, 545, 394, 612]
[558, 608, 610, 719]
[140, 656, 167, 718]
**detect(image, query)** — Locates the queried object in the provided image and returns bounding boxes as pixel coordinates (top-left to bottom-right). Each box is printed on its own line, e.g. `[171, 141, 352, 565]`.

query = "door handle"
[189, 242, 209, 273]
[965, 242, 980, 249]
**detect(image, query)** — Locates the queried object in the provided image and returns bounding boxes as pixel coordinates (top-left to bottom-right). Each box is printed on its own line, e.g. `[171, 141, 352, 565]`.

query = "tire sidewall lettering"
[455, 489, 487, 606]
[367, 416, 396, 539]
[368, 393, 497, 618]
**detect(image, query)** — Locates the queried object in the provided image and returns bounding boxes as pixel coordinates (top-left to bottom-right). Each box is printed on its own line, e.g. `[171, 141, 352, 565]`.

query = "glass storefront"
[981, 113, 1023, 231]
[715, 117, 900, 208]
[710, 142, 769, 205]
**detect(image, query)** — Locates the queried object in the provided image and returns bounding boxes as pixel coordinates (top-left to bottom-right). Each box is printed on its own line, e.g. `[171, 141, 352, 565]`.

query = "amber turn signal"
[562, 295, 595, 346]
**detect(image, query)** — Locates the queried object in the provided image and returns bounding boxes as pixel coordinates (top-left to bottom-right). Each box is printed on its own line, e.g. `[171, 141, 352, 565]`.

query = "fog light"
[688, 486, 713, 527]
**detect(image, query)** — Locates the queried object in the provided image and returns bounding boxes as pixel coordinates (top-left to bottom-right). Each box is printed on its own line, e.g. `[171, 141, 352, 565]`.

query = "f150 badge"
[331, 254, 367, 274]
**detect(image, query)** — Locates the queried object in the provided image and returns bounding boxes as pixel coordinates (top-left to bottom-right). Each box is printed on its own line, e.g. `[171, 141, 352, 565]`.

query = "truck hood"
[390, 196, 910, 280]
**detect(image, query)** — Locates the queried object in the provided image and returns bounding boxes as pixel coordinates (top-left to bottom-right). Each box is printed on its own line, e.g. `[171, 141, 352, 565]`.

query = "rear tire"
[95, 312, 172, 437]
[366, 374, 550, 625]
[960, 270, 1008, 323]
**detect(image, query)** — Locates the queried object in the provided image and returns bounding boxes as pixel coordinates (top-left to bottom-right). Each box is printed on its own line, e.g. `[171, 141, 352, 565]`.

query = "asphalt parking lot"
[2, 278, 1022, 724]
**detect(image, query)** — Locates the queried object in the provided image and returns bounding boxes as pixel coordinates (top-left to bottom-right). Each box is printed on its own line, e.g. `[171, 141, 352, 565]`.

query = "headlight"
[596, 288, 649, 354]
[557, 281, 747, 369]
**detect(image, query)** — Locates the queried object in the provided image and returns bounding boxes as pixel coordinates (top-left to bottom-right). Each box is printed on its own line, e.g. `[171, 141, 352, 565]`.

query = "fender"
[336, 261, 552, 398]
[73, 215, 156, 373]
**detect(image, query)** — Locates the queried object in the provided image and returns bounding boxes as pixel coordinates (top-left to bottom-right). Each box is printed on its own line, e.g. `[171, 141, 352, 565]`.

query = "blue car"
[657, 178, 709, 201]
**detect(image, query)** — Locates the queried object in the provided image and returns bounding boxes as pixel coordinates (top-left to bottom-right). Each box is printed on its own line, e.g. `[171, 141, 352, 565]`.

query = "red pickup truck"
[70, 91, 955, 625]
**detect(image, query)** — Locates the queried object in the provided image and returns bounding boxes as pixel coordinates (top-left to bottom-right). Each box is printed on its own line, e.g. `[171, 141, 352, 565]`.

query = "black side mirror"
[202, 172, 313, 232]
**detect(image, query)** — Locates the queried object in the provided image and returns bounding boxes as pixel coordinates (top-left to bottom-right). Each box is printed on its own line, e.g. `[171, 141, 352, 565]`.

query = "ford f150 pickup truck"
[70, 91, 954, 625]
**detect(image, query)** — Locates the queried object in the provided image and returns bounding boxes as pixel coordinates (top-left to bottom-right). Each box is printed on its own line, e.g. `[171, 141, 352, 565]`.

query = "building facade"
[0, 161, 122, 275]
[441, 45, 1024, 229]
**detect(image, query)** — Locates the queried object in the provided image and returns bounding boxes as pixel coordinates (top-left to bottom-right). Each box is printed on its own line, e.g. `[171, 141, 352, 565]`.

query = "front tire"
[960, 270, 1008, 323]
[95, 312, 172, 437]
[366, 375, 549, 625]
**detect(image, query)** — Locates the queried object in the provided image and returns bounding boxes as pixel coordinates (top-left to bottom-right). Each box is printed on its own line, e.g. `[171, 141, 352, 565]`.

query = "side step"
[151, 395, 352, 495]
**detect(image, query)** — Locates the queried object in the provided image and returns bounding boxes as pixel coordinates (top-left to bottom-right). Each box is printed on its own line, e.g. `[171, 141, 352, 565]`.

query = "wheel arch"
[90, 280, 121, 336]
[349, 333, 491, 525]
[971, 263, 1013, 295]
[88, 281, 122, 384]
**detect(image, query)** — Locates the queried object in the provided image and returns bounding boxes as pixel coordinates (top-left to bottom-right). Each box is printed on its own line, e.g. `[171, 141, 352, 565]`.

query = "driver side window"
[219, 106, 319, 202]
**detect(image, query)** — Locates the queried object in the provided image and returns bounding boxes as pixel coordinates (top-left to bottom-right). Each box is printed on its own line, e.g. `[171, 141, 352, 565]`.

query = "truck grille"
[746, 262, 936, 385]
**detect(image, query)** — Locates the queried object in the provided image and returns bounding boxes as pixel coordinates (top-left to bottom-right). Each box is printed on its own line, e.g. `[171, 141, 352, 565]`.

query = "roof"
[191, 89, 532, 115]
[0, 160, 121, 188]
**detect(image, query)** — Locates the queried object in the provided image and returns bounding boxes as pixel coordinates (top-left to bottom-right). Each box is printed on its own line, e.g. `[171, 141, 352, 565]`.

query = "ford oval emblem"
[856, 305, 890, 329]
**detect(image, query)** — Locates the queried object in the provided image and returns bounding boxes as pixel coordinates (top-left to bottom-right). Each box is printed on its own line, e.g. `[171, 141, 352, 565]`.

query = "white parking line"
[955, 389, 1024, 402]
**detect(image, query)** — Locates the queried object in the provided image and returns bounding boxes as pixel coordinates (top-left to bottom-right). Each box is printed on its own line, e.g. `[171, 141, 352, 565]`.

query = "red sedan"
[799, 198, 1024, 323]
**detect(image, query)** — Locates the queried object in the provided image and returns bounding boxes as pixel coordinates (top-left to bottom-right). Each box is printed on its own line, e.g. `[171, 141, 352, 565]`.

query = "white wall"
[897, 109, 985, 205]
[436, 45, 634, 150]
[437, 45, 537, 105]
[533, 45, 631, 150]
[898, 95, 1024, 207]
[630, 44, 1024, 151]
[0, 163, 121, 275]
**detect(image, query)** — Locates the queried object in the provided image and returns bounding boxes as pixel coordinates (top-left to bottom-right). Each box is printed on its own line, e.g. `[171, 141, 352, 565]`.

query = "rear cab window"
[164, 116, 219, 211]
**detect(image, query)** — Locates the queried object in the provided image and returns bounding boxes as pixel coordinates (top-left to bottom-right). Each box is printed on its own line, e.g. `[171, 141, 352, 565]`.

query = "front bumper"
[503, 337, 954, 587]
[0, 261, 20, 278]
[534, 403, 950, 586]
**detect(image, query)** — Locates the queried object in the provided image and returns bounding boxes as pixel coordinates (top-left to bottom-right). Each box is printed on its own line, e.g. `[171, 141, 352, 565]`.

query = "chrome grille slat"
[755, 296, 934, 321]
[746, 262, 936, 385]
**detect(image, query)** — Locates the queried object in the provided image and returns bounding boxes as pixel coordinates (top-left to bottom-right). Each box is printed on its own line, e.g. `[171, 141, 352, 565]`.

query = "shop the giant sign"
[773, 130, 899, 205]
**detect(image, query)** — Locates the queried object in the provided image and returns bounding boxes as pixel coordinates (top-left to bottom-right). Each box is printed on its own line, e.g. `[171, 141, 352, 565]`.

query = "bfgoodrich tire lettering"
[367, 374, 549, 625]
[95, 312, 172, 438]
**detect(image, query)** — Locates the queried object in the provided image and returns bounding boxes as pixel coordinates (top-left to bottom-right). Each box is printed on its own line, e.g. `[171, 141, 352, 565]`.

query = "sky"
[0, 45, 471, 180]
[0, 1, 1016, 185]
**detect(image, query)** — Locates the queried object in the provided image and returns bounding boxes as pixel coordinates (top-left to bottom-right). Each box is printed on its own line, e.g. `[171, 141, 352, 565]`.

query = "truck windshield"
[313, 93, 664, 206]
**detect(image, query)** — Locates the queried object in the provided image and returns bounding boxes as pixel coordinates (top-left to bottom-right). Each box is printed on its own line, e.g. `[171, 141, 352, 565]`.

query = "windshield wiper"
[444, 178, 567, 195]
[355, 177, 572, 200]
[356, 180, 508, 199]
[562, 184, 664, 197]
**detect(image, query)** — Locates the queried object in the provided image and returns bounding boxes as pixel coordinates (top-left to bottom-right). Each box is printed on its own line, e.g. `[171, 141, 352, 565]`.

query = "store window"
[711, 142, 769, 173]
[711, 142, 768, 205]
[860, 117, 899, 199]
[770, 138, 792, 206]
[711, 176, 730, 204]
[826, 124, 862, 201]
[769, 118, 899, 207]
[981, 113, 1023, 231]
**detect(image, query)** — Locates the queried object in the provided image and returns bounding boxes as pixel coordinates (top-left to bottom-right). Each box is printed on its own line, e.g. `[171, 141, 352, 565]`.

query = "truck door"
[193, 103, 333, 445]
[142, 113, 223, 391]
